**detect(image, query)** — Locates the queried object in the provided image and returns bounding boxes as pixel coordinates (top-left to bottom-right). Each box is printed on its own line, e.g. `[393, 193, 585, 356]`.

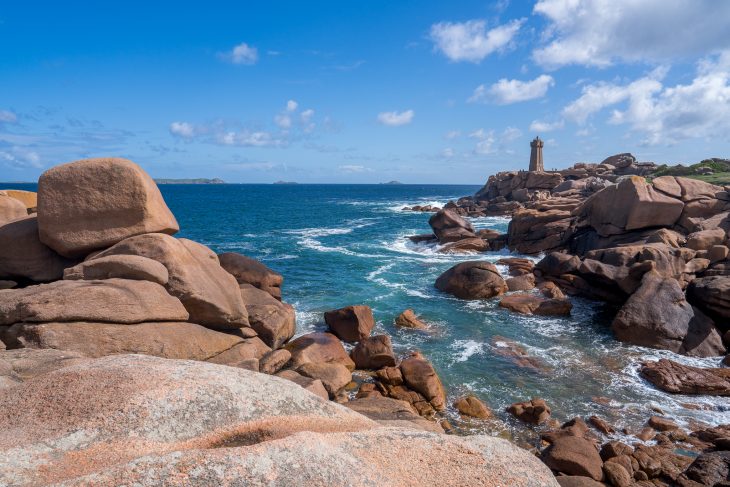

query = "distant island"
[273, 181, 298, 185]
[154, 178, 225, 184]
[380, 181, 403, 185]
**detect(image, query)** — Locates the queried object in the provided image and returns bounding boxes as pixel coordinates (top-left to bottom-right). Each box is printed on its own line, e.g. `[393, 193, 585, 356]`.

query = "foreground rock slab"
[37, 157, 179, 257]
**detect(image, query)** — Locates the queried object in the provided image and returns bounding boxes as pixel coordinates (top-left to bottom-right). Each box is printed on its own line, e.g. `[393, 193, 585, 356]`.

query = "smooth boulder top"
[91, 233, 248, 329]
[0, 278, 189, 325]
[0, 354, 376, 486]
[37, 157, 179, 257]
[0, 193, 28, 224]
[219, 252, 283, 300]
[285, 331, 356, 371]
[64, 254, 169, 285]
[435, 261, 508, 300]
[0, 189, 37, 210]
[324, 305, 375, 343]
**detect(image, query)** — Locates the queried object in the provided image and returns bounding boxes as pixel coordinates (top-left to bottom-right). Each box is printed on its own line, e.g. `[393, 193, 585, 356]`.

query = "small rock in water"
[636, 427, 655, 441]
[453, 395, 492, 419]
[588, 415, 615, 434]
[394, 309, 429, 330]
[507, 398, 551, 425]
[647, 416, 679, 432]
[499, 293, 572, 316]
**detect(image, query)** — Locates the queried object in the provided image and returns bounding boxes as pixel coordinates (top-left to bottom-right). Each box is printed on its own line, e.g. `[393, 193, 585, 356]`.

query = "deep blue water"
[5, 182, 728, 438]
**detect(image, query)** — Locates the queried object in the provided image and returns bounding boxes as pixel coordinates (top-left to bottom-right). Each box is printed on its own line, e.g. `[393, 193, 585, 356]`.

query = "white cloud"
[300, 109, 315, 122]
[0, 110, 17, 124]
[0, 147, 42, 168]
[286, 100, 298, 112]
[338, 164, 370, 173]
[469, 128, 496, 155]
[441, 148, 455, 158]
[216, 130, 281, 147]
[560, 53, 730, 144]
[377, 110, 414, 126]
[470, 74, 554, 104]
[529, 119, 565, 132]
[444, 130, 461, 140]
[274, 114, 292, 129]
[533, 0, 730, 68]
[169, 122, 196, 138]
[430, 19, 524, 63]
[501, 126, 522, 142]
[222, 42, 259, 65]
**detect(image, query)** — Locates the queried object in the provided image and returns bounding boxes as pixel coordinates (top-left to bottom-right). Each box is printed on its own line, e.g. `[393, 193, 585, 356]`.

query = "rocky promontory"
[0, 157, 559, 486]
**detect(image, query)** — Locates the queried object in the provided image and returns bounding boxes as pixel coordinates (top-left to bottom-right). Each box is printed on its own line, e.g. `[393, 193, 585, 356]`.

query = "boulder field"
[0, 157, 558, 486]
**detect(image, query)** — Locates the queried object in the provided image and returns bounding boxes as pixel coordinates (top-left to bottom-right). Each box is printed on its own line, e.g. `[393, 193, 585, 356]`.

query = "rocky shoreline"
[402, 152, 730, 485]
[1, 156, 729, 486]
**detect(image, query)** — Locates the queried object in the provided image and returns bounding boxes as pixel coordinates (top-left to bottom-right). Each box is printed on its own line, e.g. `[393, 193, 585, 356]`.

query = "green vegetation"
[651, 158, 730, 186]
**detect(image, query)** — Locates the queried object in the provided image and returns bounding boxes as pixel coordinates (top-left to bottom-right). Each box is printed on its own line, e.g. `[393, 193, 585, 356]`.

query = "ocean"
[5, 182, 728, 440]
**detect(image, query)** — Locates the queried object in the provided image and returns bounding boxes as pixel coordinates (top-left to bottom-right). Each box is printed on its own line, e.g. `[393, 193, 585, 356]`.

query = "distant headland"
[380, 180, 403, 185]
[154, 178, 225, 184]
[273, 180, 298, 185]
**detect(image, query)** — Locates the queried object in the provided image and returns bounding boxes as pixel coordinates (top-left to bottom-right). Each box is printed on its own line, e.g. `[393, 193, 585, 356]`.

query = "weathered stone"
[238, 284, 295, 348]
[395, 309, 429, 330]
[258, 349, 291, 375]
[350, 335, 396, 369]
[376, 365, 404, 386]
[0, 215, 76, 282]
[91, 233, 248, 329]
[541, 436, 604, 480]
[575, 176, 684, 236]
[612, 271, 725, 357]
[555, 477, 603, 487]
[499, 294, 572, 316]
[1, 189, 37, 212]
[438, 237, 488, 253]
[686, 228, 726, 251]
[64, 254, 169, 285]
[676, 451, 730, 486]
[508, 208, 573, 254]
[708, 245, 730, 263]
[285, 332, 356, 371]
[0, 194, 27, 225]
[603, 461, 632, 487]
[204, 337, 271, 366]
[297, 362, 352, 397]
[600, 441, 633, 461]
[345, 396, 443, 432]
[275, 369, 329, 400]
[454, 395, 492, 419]
[36, 158, 179, 257]
[399, 352, 446, 412]
[640, 358, 730, 396]
[0, 279, 188, 325]
[324, 305, 374, 343]
[218, 252, 283, 300]
[506, 273, 536, 291]
[507, 398, 551, 424]
[428, 209, 476, 243]
[0, 348, 87, 384]
[647, 416, 678, 432]
[435, 261, 507, 299]
[687, 276, 730, 324]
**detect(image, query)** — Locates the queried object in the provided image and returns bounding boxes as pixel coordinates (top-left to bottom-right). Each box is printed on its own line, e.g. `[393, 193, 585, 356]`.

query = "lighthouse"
[529, 136, 544, 172]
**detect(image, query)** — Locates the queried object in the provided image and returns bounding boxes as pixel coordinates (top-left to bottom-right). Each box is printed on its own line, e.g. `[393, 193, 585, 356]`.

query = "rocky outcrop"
[324, 305, 375, 343]
[611, 271, 725, 357]
[239, 283, 295, 348]
[2, 321, 270, 364]
[541, 436, 604, 481]
[435, 261, 507, 299]
[91, 233, 248, 329]
[296, 362, 352, 398]
[350, 334, 396, 369]
[499, 294, 572, 316]
[0, 279, 189, 325]
[640, 359, 730, 396]
[0, 215, 76, 282]
[63, 254, 169, 285]
[285, 332, 356, 371]
[345, 396, 444, 432]
[688, 276, 730, 325]
[507, 207, 574, 254]
[37, 158, 179, 257]
[218, 252, 283, 300]
[400, 352, 446, 412]
[395, 309, 429, 330]
[428, 209, 476, 243]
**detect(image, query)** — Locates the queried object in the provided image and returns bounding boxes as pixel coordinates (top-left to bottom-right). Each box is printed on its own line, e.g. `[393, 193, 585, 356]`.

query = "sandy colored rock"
[36, 158, 179, 257]
[454, 395, 492, 419]
[285, 332, 356, 371]
[259, 349, 291, 375]
[506, 273, 536, 291]
[395, 309, 429, 330]
[539, 281, 566, 299]
[435, 261, 508, 300]
[507, 398, 551, 424]
[64, 254, 169, 285]
[575, 176, 684, 236]
[350, 334, 396, 369]
[400, 352, 446, 412]
[541, 435, 604, 480]
[297, 362, 352, 397]
[324, 305, 375, 343]
[602, 462, 632, 487]
[204, 336, 271, 366]
[686, 228, 726, 251]
[91, 233, 248, 329]
[0, 215, 77, 282]
[438, 237, 489, 253]
[0, 279, 189, 325]
[0, 348, 87, 384]
[428, 209, 476, 243]
[612, 271, 725, 357]
[345, 396, 444, 433]
[3, 321, 252, 362]
[275, 369, 330, 400]
[640, 358, 730, 396]
[0, 354, 376, 486]
[0, 193, 27, 224]
[58, 428, 559, 487]
[499, 293, 572, 316]
[219, 252, 283, 300]
[1, 189, 37, 211]
[239, 283, 295, 348]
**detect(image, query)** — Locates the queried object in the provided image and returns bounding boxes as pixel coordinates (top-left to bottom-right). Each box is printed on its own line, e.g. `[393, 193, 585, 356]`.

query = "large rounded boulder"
[37, 158, 179, 257]
[90, 233, 248, 329]
[435, 261, 507, 299]
[0, 193, 28, 224]
[219, 252, 284, 300]
[238, 283, 295, 348]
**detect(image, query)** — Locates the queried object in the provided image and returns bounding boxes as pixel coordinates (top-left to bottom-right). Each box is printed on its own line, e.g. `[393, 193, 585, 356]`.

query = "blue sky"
[2, 0, 730, 183]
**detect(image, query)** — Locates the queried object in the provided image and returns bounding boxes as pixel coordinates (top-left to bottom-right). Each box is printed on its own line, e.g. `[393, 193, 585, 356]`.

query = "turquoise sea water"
[5, 182, 729, 439]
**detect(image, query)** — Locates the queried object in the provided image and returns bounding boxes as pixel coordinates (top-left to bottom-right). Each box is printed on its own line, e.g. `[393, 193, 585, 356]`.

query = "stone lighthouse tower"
[529, 136, 544, 172]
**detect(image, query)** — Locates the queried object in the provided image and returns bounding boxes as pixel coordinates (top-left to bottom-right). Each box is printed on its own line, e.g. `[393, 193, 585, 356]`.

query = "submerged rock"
[37, 157, 179, 257]
[507, 398, 551, 425]
[454, 395, 492, 419]
[499, 293, 572, 316]
[394, 309, 430, 330]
